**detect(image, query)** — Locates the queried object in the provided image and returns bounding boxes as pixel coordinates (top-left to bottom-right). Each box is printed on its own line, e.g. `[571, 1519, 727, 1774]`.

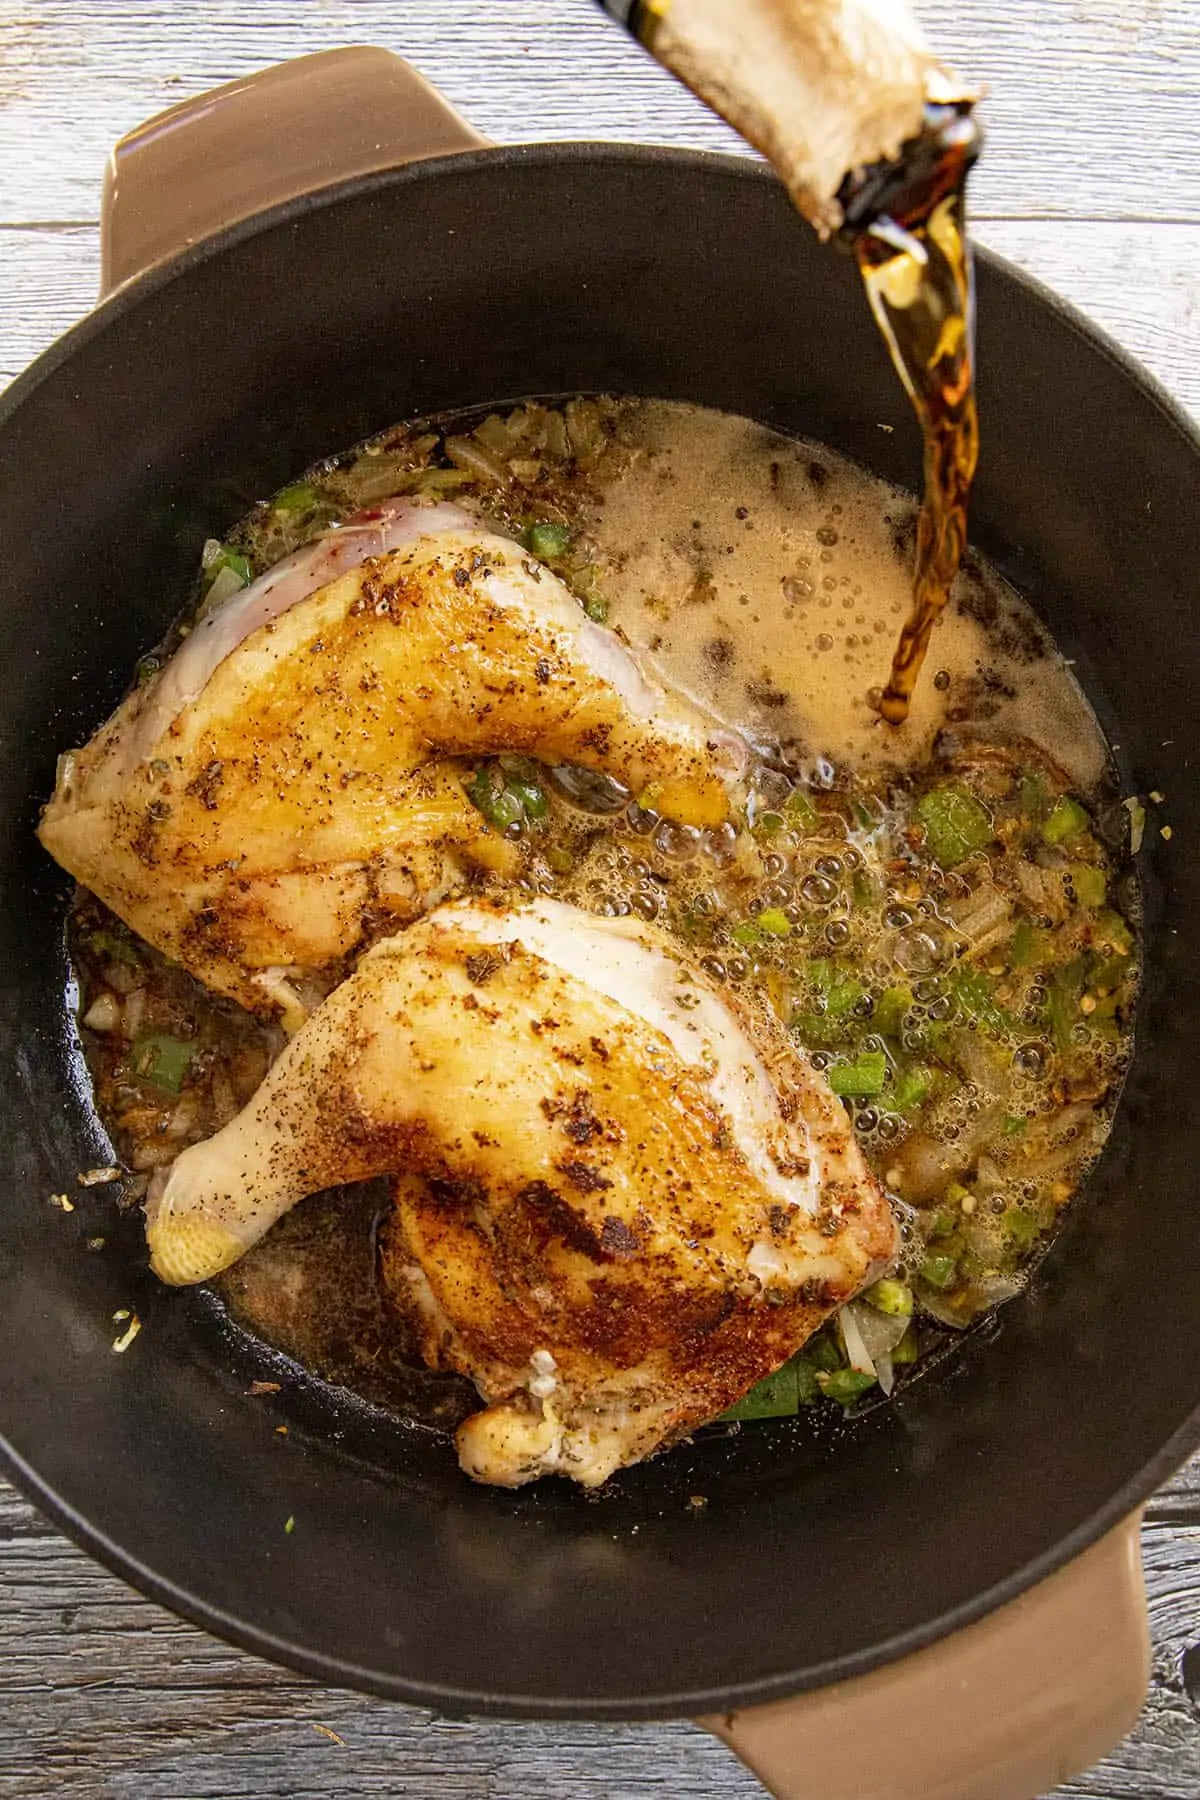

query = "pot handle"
[100, 46, 487, 297]
[700, 1514, 1148, 1800]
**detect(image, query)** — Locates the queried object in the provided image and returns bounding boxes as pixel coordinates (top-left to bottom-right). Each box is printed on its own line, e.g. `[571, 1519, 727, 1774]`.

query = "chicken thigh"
[145, 898, 898, 1487]
[40, 501, 741, 1016]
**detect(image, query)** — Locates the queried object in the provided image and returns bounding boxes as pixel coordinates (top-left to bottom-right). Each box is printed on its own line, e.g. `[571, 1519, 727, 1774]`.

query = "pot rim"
[5, 138, 1200, 465]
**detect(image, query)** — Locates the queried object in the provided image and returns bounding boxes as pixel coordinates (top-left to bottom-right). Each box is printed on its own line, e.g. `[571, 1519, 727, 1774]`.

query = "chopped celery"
[1002, 1206, 1040, 1248]
[873, 985, 912, 1039]
[88, 928, 142, 968]
[272, 481, 323, 515]
[753, 810, 785, 839]
[466, 767, 524, 832]
[413, 467, 471, 496]
[582, 592, 609, 623]
[1089, 951, 1130, 995]
[1069, 863, 1106, 908]
[508, 777, 548, 820]
[1019, 772, 1051, 821]
[1087, 996, 1121, 1042]
[471, 760, 549, 828]
[1002, 1113, 1028, 1137]
[866, 1278, 913, 1318]
[718, 1349, 825, 1420]
[1042, 794, 1089, 846]
[919, 1252, 959, 1290]
[755, 907, 792, 938]
[926, 1208, 958, 1241]
[1094, 910, 1134, 957]
[793, 1355, 820, 1404]
[949, 967, 1016, 1036]
[892, 1325, 920, 1365]
[786, 788, 819, 834]
[806, 959, 866, 1018]
[498, 758, 549, 821]
[827, 1049, 888, 1097]
[131, 1033, 194, 1095]
[719, 1360, 799, 1420]
[905, 1014, 950, 1055]
[891, 1063, 933, 1112]
[852, 868, 882, 909]
[677, 908, 711, 945]
[791, 1010, 851, 1049]
[806, 1328, 843, 1373]
[1045, 958, 1086, 1054]
[732, 921, 763, 948]
[1010, 918, 1043, 968]
[915, 784, 994, 867]
[522, 520, 572, 561]
[817, 1367, 877, 1406]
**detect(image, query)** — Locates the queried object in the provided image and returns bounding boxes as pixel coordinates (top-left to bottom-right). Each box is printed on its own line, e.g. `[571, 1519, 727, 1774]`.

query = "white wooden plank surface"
[1, 3, 1199, 1797]
[0, 0, 1197, 223]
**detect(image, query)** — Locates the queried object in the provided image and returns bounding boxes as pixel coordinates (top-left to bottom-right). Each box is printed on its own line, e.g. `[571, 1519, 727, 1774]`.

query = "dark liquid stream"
[612, 0, 983, 725]
[855, 124, 980, 724]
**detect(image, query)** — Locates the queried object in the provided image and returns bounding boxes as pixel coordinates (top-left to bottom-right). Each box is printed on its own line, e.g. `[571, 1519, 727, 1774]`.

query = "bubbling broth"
[571, 402, 1102, 789]
[71, 397, 1136, 1429]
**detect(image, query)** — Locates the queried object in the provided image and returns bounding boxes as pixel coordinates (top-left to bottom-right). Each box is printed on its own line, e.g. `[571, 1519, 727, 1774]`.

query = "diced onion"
[82, 992, 121, 1033]
[472, 413, 518, 455]
[204, 564, 249, 610]
[121, 989, 147, 1037]
[1014, 860, 1050, 909]
[111, 1314, 142, 1353]
[55, 750, 77, 799]
[445, 434, 510, 485]
[839, 1300, 910, 1395]
[348, 459, 426, 502]
[838, 1302, 874, 1374]
[950, 881, 1011, 943]
[1123, 795, 1146, 855]
[971, 1272, 1027, 1308]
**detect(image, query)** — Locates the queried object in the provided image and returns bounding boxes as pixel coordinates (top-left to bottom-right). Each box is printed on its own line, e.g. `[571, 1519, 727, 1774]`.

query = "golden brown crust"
[39, 534, 736, 1011]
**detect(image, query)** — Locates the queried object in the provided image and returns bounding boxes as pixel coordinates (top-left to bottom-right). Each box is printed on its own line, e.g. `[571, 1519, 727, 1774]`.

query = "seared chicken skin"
[146, 899, 897, 1487]
[39, 501, 741, 1017]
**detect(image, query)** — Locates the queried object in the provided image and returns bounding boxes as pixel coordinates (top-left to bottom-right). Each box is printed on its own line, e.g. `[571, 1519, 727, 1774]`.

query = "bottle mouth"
[614, 0, 667, 41]
[836, 101, 982, 243]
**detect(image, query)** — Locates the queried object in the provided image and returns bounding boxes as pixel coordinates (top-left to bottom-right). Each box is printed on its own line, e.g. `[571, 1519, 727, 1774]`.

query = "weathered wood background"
[1, 2, 1198, 1795]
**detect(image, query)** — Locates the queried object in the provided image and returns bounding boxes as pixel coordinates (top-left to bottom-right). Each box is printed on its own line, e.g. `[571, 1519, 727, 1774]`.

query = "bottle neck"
[597, 0, 662, 35]
[592, 0, 978, 238]
[836, 101, 981, 246]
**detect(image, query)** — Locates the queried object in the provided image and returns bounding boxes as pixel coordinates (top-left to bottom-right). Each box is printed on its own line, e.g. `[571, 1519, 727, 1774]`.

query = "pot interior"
[1, 146, 1198, 1717]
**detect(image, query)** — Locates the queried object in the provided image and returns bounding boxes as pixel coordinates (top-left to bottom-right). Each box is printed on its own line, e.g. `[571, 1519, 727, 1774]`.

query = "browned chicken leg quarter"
[145, 898, 898, 1487]
[39, 501, 742, 1018]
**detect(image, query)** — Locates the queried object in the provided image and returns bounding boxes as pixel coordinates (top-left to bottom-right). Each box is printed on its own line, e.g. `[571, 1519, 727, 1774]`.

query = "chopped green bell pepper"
[131, 1033, 194, 1095]
[915, 784, 994, 867]
[827, 1049, 888, 1097]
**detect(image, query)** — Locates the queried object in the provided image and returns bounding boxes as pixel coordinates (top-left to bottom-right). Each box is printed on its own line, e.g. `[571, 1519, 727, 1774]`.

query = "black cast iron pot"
[0, 45, 1196, 1800]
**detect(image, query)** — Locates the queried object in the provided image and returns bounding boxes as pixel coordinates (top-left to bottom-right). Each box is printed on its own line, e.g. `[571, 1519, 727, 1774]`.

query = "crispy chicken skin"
[39, 504, 741, 1017]
[145, 899, 897, 1487]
